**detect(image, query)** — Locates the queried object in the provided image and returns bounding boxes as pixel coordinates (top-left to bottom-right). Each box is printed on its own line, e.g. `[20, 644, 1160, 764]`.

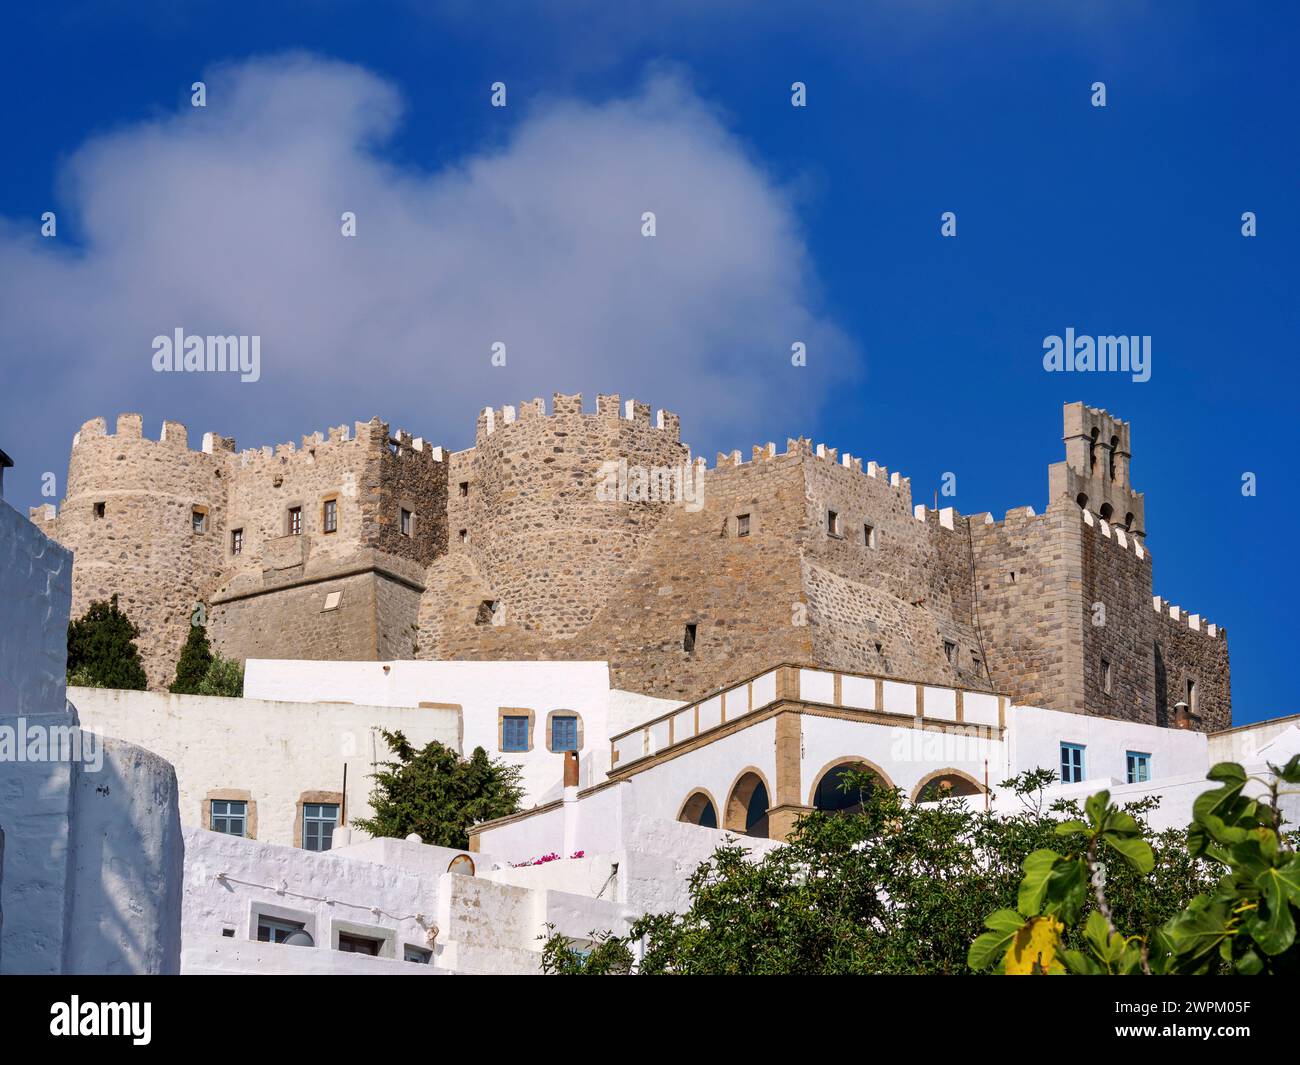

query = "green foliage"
[351, 730, 524, 849]
[169, 620, 215, 694]
[66, 595, 148, 691]
[195, 654, 244, 697]
[542, 767, 1209, 974]
[969, 756, 1300, 975]
[540, 926, 634, 975]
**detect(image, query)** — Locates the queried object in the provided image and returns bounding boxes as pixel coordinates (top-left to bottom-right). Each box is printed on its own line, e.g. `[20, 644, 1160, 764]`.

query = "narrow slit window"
[683, 622, 697, 653]
[231, 528, 243, 555]
[288, 506, 302, 536]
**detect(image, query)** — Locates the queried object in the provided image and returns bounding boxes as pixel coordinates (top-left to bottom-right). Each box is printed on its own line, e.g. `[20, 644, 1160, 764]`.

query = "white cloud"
[0, 53, 856, 466]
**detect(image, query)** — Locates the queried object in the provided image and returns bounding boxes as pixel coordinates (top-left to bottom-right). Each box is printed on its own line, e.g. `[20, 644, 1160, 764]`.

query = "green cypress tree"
[170, 619, 215, 694]
[66, 594, 149, 691]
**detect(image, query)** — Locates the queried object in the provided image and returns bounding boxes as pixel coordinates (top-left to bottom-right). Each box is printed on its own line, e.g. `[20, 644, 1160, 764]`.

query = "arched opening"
[1109, 436, 1119, 480]
[1075, 492, 1089, 511]
[913, 770, 984, 804]
[809, 760, 891, 815]
[724, 771, 770, 837]
[678, 790, 719, 829]
[1099, 502, 1114, 522]
[1124, 512, 1135, 531]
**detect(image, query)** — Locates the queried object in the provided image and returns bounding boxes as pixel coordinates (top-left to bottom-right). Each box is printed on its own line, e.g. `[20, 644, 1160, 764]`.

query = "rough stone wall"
[46, 414, 444, 686]
[52, 414, 227, 689]
[1154, 606, 1231, 733]
[970, 506, 1076, 713]
[1079, 505, 1156, 723]
[800, 449, 992, 691]
[453, 393, 689, 640]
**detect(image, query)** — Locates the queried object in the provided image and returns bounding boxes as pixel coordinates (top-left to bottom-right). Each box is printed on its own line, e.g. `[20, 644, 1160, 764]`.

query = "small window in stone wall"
[683, 622, 698, 653]
[231, 528, 243, 555]
[459, 528, 469, 544]
[93, 501, 106, 519]
[971, 653, 982, 673]
[191, 507, 207, 534]
[944, 640, 956, 664]
[864, 523, 877, 548]
[827, 509, 841, 537]
[737, 513, 751, 537]
[1101, 658, 1113, 694]
[459, 481, 469, 497]
[400, 508, 413, 537]
[476, 600, 498, 625]
[323, 497, 338, 534]
[288, 506, 302, 536]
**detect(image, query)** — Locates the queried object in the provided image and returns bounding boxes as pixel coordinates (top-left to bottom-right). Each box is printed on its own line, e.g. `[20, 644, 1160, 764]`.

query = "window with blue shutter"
[502, 715, 529, 752]
[1126, 751, 1151, 784]
[1060, 742, 1085, 784]
[551, 715, 578, 752]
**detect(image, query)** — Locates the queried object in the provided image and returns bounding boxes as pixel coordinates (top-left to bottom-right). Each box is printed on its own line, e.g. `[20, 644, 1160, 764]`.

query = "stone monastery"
[32, 396, 1229, 731]
[8, 396, 1278, 975]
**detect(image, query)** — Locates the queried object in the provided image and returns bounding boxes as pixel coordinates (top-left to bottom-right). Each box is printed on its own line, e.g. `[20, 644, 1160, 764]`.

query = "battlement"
[72, 414, 231, 456]
[231, 418, 444, 469]
[1152, 595, 1224, 640]
[475, 393, 682, 444]
[708, 435, 913, 498]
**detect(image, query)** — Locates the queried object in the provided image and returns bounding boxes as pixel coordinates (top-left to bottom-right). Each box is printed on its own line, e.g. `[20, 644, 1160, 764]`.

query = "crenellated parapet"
[475, 392, 682, 446]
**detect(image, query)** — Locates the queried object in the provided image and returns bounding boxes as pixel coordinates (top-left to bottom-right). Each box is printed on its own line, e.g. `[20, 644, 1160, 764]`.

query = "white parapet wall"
[70, 687, 461, 848]
[0, 496, 183, 974]
[242, 658, 677, 802]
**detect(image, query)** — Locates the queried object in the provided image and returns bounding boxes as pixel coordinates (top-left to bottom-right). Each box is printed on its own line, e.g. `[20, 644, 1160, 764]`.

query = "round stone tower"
[58, 413, 233, 688]
[463, 392, 691, 640]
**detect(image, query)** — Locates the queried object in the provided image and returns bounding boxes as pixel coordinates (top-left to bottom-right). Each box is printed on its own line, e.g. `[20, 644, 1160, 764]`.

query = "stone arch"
[911, 768, 986, 804]
[1099, 502, 1114, 522]
[806, 757, 894, 813]
[1076, 492, 1089, 511]
[677, 789, 720, 830]
[724, 767, 771, 837]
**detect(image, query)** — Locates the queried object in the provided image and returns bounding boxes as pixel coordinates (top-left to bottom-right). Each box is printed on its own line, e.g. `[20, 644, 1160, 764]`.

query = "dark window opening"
[191, 508, 207, 534]
[1109, 435, 1119, 481]
[458, 529, 468, 543]
[400, 508, 413, 537]
[93, 501, 106, 519]
[1101, 658, 1112, 694]
[458, 481, 469, 497]
[1099, 503, 1114, 522]
[864, 523, 877, 548]
[683, 622, 697, 653]
[827, 509, 841, 537]
[231, 528, 243, 555]
[476, 600, 498, 625]
[943, 640, 956, 664]
[338, 932, 382, 956]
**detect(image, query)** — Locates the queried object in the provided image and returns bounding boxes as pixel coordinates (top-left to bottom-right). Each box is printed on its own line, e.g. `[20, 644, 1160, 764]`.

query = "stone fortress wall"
[33, 397, 1230, 732]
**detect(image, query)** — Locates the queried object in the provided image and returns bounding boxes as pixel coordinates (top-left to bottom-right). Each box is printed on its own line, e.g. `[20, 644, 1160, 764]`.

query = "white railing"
[610, 665, 1004, 768]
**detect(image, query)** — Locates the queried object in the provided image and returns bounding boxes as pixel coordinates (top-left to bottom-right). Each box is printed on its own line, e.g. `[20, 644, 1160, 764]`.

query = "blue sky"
[0, 2, 1295, 722]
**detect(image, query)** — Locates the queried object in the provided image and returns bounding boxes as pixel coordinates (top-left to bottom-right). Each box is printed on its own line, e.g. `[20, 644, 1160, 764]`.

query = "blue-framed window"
[211, 799, 247, 837]
[257, 916, 305, 944]
[502, 715, 530, 752]
[551, 715, 579, 752]
[303, 802, 339, 851]
[1126, 751, 1151, 784]
[1060, 743, 1086, 784]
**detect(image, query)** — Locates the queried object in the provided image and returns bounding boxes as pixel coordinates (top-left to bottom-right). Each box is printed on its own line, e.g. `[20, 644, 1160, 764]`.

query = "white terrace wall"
[70, 688, 460, 848]
[242, 658, 675, 803]
[1007, 703, 1207, 785]
[0, 497, 182, 974]
[182, 829, 632, 974]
